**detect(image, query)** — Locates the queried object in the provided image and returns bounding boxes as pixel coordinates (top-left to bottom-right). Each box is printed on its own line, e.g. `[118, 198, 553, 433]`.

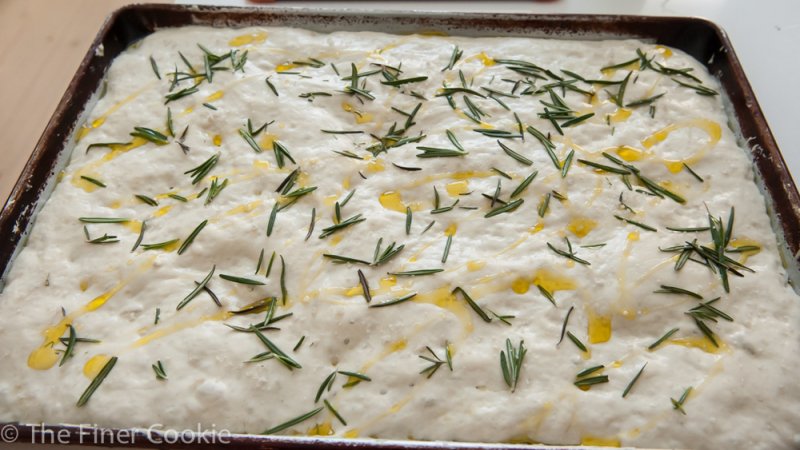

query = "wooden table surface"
[0, 0, 164, 204]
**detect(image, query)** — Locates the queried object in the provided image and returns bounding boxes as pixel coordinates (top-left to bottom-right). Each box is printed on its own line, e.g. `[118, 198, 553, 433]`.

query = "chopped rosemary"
[80, 176, 106, 188]
[622, 363, 647, 398]
[671, 387, 692, 414]
[566, 331, 588, 352]
[319, 214, 365, 239]
[452, 287, 491, 323]
[614, 214, 657, 232]
[511, 171, 538, 198]
[150, 56, 161, 79]
[574, 375, 609, 387]
[178, 220, 207, 255]
[79, 217, 129, 224]
[558, 306, 574, 345]
[357, 269, 371, 303]
[280, 255, 288, 304]
[254, 328, 301, 370]
[648, 327, 680, 350]
[141, 239, 179, 251]
[219, 274, 266, 286]
[324, 399, 347, 426]
[654, 284, 703, 299]
[59, 325, 77, 367]
[131, 127, 169, 145]
[368, 292, 417, 308]
[442, 235, 453, 263]
[485, 198, 524, 218]
[262, 407, 323, 435]
[388, 269, 443, 277]
[135, 194, 158, 206]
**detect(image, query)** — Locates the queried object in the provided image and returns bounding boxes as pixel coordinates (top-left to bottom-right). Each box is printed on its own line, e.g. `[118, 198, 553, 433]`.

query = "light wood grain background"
[0, 0, 163, 205]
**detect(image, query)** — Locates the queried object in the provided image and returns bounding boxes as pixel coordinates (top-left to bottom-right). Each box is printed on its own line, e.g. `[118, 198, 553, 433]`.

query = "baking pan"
[0, 4, 797, 449]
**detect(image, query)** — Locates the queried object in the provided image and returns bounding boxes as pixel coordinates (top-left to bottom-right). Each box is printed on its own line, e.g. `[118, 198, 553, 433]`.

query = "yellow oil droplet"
[467, 260, 485, 272]
[27, 346, 60, 370]
[345, 285, 363, 297]
[627, 231, 640, 241]
[655, 45, 673, 58]
[380, 276, 397, 289]
[581, 436, 621, 447]
[389, 339, 407, 352]
[276, 63, 298, 72]
[343, 429, 360, 439]
[86, 284, 125, 311]
[367, 158, 385, 173]
[414, 287, 474, 333]
[588, 310, 612, 344]
[260, 133, 278, 149]
[615, 145, 644, 162]
[76, 126, 91, 142]
[154, 205, 172, 218]
[642, 119, 721, 150]
[83, 354, 111, 378]
[135, 310, 231, 347]
[567, 217, 597, 238]
[213, 134, 222, 146]
[91, 117, 106, 128]
[379, 191, 406, 213]
[530, 221, 545, 234]
[445, 180, 469, 196]
[611, 360, 623, 368]
[668, 337, 725, 354]
[601, 61, 638, 76]
[307, 422, 334, 436]
[324, 195, 338, 207]
[419, 30, 449, 37]
[341, 102, 373, 123]
[162, 240, 181, 252]
[206, 91, 224, 102]
[109, 200, 122, 209]
[57, 171, 65, 182]
[330, 235, 343, 246]
[511, 278, 530, 294]
[730, 238, 761, 264]
[226, 201, 262, 217]
[444, 223, 457, 237]
[533, 268, 576, 293]
[253, 160, 270, 170]
[183, 107, 194, 114]
[80, 279, 90, 291]
[342, 177, 351, 189]
[477, 52, 495, 66]
[229, 31, 267, 47]
[664, 161, 684, 173]
[123, 220, 143, 234]
[609, 108, 632, 124]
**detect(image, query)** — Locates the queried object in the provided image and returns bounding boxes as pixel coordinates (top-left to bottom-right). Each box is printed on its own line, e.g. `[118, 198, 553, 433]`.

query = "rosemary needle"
[262, 407, 323, 435]
[76, 356, 118, 407]
[177, 220, 207, 255]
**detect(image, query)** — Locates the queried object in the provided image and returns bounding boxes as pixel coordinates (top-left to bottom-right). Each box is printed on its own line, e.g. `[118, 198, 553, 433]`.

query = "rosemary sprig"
[614, 215, 657, 232]
[500, 339, 526, 392]
[419, 343, 453, 378]
[176, 265, 215, 310]
[184, 153, 219, 185]
[76, 356, 118, 406]
[485, 198, 524, 218]
[205, 178, 228, 205]
[152, 360, 167, 380]
[319, 214, 365, 239]
[416, 146, 468, 158]
[547, 237, 590, 265]
[254, 328, 301, 370]
[442, 45, 463, 71]
[131, 127, 169, 145]
[272, 141, 296, 169]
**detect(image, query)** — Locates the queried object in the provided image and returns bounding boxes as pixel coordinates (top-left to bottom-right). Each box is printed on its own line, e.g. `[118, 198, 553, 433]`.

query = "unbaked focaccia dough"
[0, 25, 798, 450]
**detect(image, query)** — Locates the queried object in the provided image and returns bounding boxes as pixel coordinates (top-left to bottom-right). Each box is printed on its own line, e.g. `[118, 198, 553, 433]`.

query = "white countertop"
[177, 0, 800, 183]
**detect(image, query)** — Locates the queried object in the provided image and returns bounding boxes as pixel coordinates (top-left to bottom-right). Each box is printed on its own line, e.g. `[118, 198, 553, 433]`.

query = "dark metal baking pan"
[0, 4, 797, 449]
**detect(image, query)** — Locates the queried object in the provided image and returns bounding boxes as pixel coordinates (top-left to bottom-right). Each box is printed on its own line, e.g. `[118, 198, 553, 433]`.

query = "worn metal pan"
[0, 4, 796, 449]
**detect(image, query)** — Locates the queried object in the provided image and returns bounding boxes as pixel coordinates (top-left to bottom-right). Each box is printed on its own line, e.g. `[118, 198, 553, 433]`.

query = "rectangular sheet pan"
[0, 4, 797, 449]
